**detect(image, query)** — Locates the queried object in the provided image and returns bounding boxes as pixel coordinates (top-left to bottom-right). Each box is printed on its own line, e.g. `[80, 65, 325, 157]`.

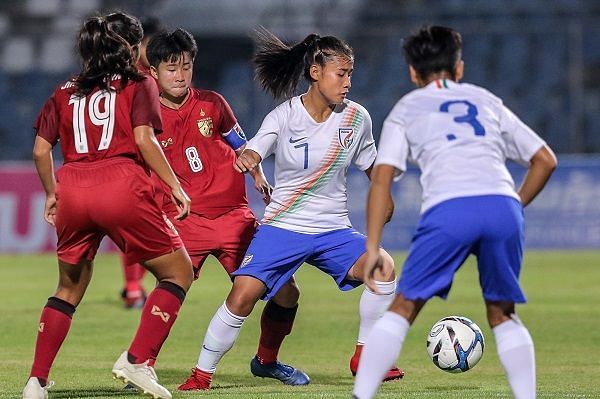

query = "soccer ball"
[426, 316, 485, 373]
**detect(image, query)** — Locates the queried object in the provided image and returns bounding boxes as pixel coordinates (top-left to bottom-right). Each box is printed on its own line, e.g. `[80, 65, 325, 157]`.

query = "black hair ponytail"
[253, 27, 353, 99]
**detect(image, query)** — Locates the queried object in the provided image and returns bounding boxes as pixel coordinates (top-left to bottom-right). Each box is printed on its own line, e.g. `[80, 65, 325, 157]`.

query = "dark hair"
[141, 16, 163, 40]
[253, 27, 353, 99]
[75, 11, 143, 96]
[402, 25, 462, 80]
[146, 28, 198, 68]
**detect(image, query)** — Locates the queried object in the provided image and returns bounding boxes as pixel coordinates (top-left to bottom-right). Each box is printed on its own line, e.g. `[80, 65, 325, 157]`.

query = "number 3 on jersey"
[69, 91, 116, 153]
[439, 100, 485, 141]
[185, 146, 203, 172]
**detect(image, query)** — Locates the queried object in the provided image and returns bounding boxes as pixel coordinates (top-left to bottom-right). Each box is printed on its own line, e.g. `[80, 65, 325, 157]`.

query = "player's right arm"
[364, 164, 396, 291]
[33, 136, 56, 226]
[133, 77, 190, 220]
[134, 125, 190, 220]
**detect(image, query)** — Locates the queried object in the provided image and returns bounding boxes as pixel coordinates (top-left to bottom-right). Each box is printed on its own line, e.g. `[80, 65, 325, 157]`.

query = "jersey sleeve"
[34, 94, 59, 145]
[246, 108, 279, 160]
[214, 92, 247, 150]
[352, 108, 377, 171]
[131, 77, 162, 133]
[214, 92, 237, 132]
[374, 101, 409, 177]
[499, 104, 545, 166]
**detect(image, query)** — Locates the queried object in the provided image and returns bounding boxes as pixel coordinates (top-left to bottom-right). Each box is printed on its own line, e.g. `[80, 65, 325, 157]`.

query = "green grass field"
[1, 251, 599, 398]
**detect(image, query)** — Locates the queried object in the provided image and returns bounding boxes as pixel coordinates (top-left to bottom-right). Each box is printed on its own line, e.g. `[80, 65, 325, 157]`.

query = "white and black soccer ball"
[426, 316, 485, 373]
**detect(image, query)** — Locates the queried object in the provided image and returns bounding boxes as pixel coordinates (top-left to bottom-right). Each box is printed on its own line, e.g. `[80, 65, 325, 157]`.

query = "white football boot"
[22, 377, 54, 399]
[112, 351, 172, 399]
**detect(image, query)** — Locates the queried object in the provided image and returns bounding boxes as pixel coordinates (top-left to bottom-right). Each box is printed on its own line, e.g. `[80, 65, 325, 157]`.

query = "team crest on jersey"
[197, 110, 214, 137]
[338, 128, 354, 149]
[240, 254, 253, 268]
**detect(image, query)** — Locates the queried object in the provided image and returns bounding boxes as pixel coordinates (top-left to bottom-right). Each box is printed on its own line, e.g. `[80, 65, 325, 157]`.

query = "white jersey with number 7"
[247, 95, 376, 234]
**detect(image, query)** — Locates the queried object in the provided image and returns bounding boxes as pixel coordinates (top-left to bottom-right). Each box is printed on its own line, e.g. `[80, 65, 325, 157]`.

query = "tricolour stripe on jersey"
[264, 105, 363, 224]
[435, 79, 449, 89]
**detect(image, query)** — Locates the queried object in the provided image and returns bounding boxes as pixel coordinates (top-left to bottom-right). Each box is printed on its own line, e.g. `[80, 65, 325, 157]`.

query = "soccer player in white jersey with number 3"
[186, 28, 404, 390]
[352, 26, 557, 399]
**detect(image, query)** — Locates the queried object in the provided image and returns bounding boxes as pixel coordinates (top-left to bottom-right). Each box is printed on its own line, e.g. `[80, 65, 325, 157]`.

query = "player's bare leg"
[347, 249, 404, 381]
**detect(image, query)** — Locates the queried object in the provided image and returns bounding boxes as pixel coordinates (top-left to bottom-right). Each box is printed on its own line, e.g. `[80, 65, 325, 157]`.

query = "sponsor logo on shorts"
[161, 137, 174, 148]
[38, 322, 44, 332]
[151, 305, 170, 323]
[240, 254, 253, 267]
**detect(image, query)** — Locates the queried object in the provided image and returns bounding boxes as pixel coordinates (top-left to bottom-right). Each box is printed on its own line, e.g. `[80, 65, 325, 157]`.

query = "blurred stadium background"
[0, 0, 599, 253]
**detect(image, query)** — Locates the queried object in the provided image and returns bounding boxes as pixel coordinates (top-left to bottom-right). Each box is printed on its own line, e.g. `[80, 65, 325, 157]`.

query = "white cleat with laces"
[112, 351, 172, 399]
[22, 377, 54, 399]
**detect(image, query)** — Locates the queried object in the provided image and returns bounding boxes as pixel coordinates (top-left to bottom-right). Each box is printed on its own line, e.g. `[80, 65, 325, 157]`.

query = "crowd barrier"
[1, 155, 598, 253]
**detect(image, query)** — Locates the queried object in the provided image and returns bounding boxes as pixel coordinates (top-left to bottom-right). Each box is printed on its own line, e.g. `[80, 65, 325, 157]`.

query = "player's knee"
[226, 278, 264, 317]
[273, 280, 300, 307]
[374, 249, 396, 282]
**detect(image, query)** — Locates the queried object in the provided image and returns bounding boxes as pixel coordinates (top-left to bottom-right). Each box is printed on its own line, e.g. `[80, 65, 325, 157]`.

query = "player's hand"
[254, 175, 273, 204]
[363, 249, 384, 293]
[43, 194, 57, 226]
[170, 185, 191, 221]
[235, 149, 261, 173]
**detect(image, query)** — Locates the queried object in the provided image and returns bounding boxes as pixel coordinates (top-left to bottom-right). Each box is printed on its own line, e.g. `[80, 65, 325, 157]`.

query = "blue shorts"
[232, 225, 365, 300]
[398, 195, 526, 303]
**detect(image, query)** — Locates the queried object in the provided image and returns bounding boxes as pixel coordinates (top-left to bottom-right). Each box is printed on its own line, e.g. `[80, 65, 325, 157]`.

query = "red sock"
[30, 297, 76, 381]
[121, 253, 146, 290]
[128, 281, 186, 363]
[256, 301, 297, 364]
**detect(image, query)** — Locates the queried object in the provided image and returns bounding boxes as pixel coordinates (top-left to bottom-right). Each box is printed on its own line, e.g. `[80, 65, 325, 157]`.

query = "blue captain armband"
[223, 122, 247, 150]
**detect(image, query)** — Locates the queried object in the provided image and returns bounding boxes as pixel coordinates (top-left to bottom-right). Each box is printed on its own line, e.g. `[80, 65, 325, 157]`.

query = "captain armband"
[222, 122, 247, 151]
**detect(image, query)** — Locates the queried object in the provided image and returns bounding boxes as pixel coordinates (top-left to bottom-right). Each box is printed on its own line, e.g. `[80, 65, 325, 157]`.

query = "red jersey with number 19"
[35, 75, 162, 165]
[158, 88, 247, 219]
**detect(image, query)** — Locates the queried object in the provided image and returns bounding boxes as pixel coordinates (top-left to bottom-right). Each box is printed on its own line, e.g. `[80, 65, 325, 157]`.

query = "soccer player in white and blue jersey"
[353, 26, 557, 399]
[185, 28, 404, 390]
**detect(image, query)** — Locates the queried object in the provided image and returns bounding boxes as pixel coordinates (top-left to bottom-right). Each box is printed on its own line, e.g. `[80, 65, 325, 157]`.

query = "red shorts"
[170, 207, 258, 279]
[54, 158, 183, 265]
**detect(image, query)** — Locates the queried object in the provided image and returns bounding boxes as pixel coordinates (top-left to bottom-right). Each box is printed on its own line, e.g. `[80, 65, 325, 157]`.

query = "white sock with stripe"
[196, 303, 246, 373]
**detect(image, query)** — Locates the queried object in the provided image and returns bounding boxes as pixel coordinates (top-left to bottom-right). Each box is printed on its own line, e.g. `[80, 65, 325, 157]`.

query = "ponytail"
[75, 12, 143, 96]
[253, 28, 353, 100]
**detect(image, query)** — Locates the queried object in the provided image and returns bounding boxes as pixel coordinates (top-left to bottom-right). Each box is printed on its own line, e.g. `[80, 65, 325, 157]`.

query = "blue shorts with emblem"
[398, 195, 527, 303]
[232, 225, 365, 300]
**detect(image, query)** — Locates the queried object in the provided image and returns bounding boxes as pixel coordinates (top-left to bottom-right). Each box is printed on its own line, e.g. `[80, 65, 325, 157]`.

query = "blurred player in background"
[352, 25, 557, 399]
[23, 12, 193, 399]
[119, 16, 164, 309]
[143, 28, 308, 390]
[187, 28, 404, 391]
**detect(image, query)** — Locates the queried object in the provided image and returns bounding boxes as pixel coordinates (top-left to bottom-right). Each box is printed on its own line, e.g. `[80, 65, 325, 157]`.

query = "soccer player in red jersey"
[144, 29, 308, 390]
[23, 12, 193, 399]
[119, 16, 165, 309]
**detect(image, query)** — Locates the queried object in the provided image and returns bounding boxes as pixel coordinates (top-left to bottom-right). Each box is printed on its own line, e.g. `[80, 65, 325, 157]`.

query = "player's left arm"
[518, 145, 557, 207]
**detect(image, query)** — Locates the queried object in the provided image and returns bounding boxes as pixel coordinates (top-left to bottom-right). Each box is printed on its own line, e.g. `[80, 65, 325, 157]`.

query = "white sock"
[357, 280, 396, 344]
[196, 303, 246, 373]
[353, 311, 410, 399]
[493, 317, 536, 399]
